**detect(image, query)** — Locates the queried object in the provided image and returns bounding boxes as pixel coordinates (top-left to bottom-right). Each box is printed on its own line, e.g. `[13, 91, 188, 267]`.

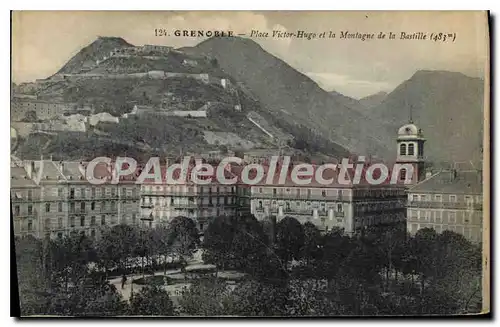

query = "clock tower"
[396, 122, 426, 184]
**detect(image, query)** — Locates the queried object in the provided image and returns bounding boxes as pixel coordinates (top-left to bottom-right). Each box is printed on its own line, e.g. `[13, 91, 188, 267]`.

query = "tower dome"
[398, 123, 423, 139]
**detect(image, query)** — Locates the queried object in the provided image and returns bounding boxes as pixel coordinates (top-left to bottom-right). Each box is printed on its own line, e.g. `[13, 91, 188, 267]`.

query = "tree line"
[14, 214, 482, 316]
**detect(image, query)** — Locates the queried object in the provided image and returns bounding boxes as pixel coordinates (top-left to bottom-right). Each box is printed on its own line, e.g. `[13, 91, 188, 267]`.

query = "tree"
[167, 216, 199, 272]
[150, 225, 172, 275]
[202, 215, 235, 272]
[275, 217, 305, 268]
[178, 278, 232, 316]
[229, 280, 288, 316]
[129, 285, 176, 316]
[301, 222, 322, 265]
[96, 224, 138, 276]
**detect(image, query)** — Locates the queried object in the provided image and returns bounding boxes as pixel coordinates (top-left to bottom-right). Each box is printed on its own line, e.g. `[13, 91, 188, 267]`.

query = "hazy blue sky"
[12, 11, 488, 98]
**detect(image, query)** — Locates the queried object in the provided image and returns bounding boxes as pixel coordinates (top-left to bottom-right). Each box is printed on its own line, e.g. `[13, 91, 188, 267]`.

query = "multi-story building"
[11, 99, 77, 121]
[395, 119, 484, 243]
[407, 169, 483, 243]
[250, 177, 407, 234]
[11, 159, 141, 239]
[139, 164, 250, 233]
[11, 163, 41, 237]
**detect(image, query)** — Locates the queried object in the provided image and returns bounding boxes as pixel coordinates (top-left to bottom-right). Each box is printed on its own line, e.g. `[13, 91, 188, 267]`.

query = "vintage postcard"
[10, 11, 490, 317]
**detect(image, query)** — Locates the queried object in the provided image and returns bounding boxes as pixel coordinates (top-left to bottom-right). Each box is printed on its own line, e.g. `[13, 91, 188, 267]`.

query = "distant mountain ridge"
[189, 36, 392, 158]
[368, 70, 484, 163]
[15, 36, 484, 164]
[359, 91, 388, 109]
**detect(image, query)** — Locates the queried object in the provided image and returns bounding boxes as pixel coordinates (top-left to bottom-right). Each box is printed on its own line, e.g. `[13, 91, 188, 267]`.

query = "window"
[337, 204, 343, 212]
[322, 190, 326, 197]
[81, 202, 86, 212]
[448, 211, 457, 223]
[45, 218, 51, 230]
[27, 221, 33, 231]
[408, 143, 415, 156]
[91, 188, 96, 198]
[258, 201, 263, 209]
[307, 189, 311, 197]
[70, 188, 75, 199]
[15, 206, 20, 216]
[45, 203, 50, 212]
[90, 230, 96, 238]
[132, 213, 136, 224]
[435, 195, 442, 202]
[80, 216, 85, 227]
[199, 223, 204, 231]
[69, 216, 75, 227]
[101, 215, 106, 225]
[122, 188, 127, 196]
[27, 190, 33, 200]
[286, 202, 291, 211]
[273, 188, 277, 195]
[58, 188, 63, 197]
[400, 143, 407, 155]
[449, 195, 457, 202]
[111, 188, 116, 197]
[58, 217, 63, 229]
[91, 202, 95, 210]
[28, 205, 32, 215]
[81, 188, 86, 199]
[58, 202, 63, 212]
[400, 169, 407, 181]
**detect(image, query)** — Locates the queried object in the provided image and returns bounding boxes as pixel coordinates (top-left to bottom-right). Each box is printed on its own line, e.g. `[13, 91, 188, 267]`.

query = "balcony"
[408, 201, 483, 211]
[252, 193, 346, 202]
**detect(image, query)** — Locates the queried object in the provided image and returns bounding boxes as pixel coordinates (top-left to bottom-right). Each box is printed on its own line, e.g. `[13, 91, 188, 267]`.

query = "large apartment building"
[407, 169, 483, 243]
[249, 164, 407, 234]
[139, 164, 251, 233]
[11, 158, 140, 239]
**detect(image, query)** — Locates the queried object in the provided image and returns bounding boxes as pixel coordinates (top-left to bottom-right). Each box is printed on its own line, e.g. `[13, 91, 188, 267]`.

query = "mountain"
[57, 36, 133, 74]
[328, 90, 364, 110]
[369, 70, 485, 164]
[14, 37, 351, 161]
[188, 37, 392, 158]
[359, 91, 388, 109]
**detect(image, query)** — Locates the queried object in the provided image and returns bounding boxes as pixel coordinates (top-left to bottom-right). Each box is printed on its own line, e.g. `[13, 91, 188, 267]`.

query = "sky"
[12, 11, 488, 98]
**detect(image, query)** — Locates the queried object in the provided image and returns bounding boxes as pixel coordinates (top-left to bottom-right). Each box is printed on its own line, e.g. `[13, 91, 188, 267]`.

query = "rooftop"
[409, 170, 482, 194]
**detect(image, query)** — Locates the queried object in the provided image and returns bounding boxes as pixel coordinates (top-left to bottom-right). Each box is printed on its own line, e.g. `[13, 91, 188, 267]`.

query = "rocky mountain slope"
[187, 37, 393, 158]
[359, 91, 388, 109]
[13, 37, 351, 161]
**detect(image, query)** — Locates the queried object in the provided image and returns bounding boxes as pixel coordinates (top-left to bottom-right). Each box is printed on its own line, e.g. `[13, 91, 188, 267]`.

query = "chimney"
[25, 161, 34, 179]
[450, 169, 458, 181]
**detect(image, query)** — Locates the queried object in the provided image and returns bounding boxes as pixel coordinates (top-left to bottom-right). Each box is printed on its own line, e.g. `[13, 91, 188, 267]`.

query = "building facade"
[139, 164, 251, 233]
[11, 159, 141, 239]
[250, 182, 407, 234]
[407, 170, 483, 243]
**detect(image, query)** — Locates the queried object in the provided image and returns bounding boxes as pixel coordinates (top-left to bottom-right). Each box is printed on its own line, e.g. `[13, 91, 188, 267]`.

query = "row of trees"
[14, 216, 199, 316]
[200, 215, 483, 315]
[15, 214, 482, 316]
